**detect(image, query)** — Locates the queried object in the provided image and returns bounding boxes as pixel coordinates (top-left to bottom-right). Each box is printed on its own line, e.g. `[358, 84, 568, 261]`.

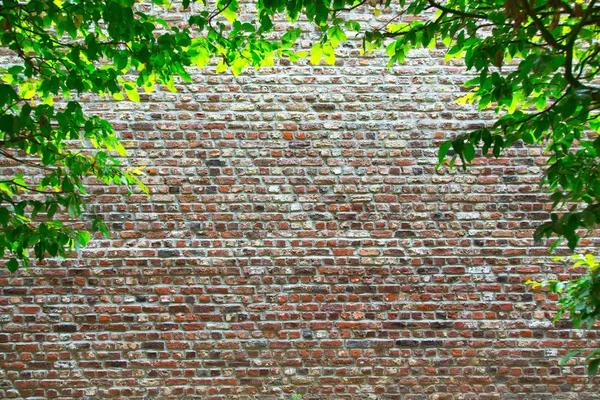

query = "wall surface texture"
[1, 4, 600, 400]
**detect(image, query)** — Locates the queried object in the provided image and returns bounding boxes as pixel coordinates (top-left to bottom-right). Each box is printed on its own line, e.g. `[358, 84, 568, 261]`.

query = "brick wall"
[1, 4, 599, 400]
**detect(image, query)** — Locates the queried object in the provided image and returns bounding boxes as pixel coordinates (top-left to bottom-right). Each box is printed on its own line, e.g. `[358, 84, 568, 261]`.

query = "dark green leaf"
[589, 359, 600, 375]
[438, 140, 452, 166]
[464, 143, 475, 163]
[7, 258, 18, 273]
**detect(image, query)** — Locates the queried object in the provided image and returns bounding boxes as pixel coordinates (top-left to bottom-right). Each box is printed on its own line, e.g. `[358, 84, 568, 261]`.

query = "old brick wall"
[1, 4, 600, 400]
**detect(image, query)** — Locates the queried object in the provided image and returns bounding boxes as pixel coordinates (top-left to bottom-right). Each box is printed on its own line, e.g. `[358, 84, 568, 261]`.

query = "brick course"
[1, 4, 600, 400]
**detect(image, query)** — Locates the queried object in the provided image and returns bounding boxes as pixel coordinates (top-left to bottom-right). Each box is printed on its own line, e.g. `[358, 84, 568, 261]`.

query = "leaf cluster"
[527, 254, 600, 374]
[0, 0, 336, 271]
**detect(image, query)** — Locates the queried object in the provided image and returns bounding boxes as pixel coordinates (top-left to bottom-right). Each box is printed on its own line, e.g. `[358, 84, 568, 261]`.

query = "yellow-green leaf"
[165, 76, 177, 92]
[112, 91, 124, 101]
[124, 85, 140, 103]
[144, 79, 155, 94]
[310, 43, 323, 65]
[324, 47, 336, 66]
[114, 142, 127, 157]
[215, 59, 228, 73]
[191, 46, 211, 69]
[219, 1, 237, 23]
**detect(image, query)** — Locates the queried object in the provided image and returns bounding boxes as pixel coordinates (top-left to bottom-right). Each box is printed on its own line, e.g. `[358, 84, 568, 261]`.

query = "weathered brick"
[141, 342, 164, 350]
[54, 324, 77, 333]
[0, 5, 597, 400]
[346, 340, 371, 348]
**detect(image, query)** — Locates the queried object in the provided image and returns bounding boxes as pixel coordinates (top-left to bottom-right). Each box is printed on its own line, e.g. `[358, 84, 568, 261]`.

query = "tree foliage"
[527, 254, 600, 374]
[0, 0, 293, 271]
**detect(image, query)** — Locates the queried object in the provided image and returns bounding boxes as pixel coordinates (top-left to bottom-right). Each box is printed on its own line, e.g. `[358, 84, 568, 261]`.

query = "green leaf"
[220, 0, 238, 23]
[493, 136, 504, 158]
[449, 155, 457, 169]
[136, 179, 150, 195]
[7, 258, 18, 273]
[561, 100, 577, 119]
[536, 96, 547, 112]
[114, 142, 127, 157]
[78, 230, 91, 247]
[27, 235, 40, 246]
[0, 207, 8, 228]
[310, 43, 323, 65]
[438, 140, 452, 167]
[215, 60, 228, 74]
[47, 203, 58, 219]
[589, 358, 600, 375]
[464, 143, 475, 163]
[561, 350, 580, 366]
[62, 177, 74, 192]
[323, 44, 336, 65]
[124, 84, 140, 103]
[549, 238, 561, 253]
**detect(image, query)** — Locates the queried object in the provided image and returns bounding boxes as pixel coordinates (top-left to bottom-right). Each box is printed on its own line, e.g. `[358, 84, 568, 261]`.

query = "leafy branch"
[527, 254, 600, 374]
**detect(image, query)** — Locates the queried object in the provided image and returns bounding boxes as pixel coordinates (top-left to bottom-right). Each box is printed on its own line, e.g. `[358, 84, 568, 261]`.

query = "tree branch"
[520, 0, 565, 51]
[332, 0, 368, 13]
[564, 0, 598, 89]
[0, 179, 64, 195]
[426, 0, 488, 19]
